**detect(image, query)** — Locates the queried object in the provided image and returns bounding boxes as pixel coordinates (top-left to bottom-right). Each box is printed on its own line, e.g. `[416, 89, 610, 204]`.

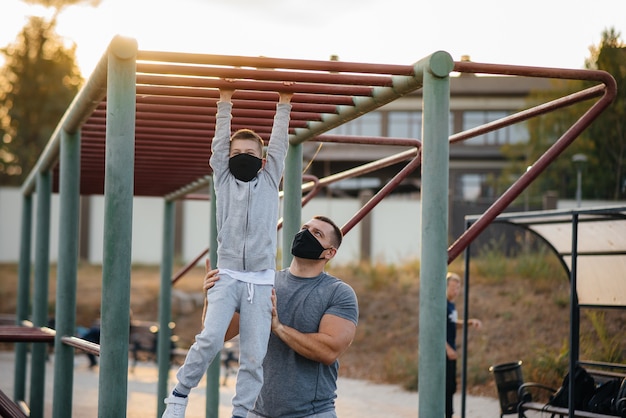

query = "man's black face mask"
[228, 154, 262, 182]
[291, 229, 331, 260]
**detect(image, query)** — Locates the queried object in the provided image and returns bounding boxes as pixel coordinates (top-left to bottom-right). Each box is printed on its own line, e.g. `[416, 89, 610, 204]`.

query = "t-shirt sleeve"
[325, 282, 359, 326]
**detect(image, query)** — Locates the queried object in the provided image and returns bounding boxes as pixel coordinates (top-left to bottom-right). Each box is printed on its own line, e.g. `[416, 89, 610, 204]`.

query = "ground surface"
[1, 261, 624, 400]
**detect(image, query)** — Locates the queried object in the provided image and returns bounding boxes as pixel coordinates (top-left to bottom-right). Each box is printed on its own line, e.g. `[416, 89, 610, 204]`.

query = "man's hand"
[270, 288, 283, 332]
[201, 259, 219, 328]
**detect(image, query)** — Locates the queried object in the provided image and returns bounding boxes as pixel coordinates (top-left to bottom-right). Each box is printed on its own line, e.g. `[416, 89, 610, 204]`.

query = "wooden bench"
[519, 401, 619, 418]
[0, 323, 55, 343]
[129, 320, 188, 371]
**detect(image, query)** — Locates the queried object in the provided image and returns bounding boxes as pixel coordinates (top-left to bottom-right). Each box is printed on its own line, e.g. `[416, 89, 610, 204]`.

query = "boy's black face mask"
[290, 229, 331, 260]
[228, 154, 262, 182]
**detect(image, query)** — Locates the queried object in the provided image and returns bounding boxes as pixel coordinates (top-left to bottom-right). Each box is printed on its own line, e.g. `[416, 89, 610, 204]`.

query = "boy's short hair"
[446, 272, 461, 284]
[230, 129, 264, 156]
[313, 215, 343, 249]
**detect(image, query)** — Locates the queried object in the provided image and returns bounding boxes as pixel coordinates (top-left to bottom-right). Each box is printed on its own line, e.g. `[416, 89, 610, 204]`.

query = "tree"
[584, 28, 626, 200]
[22, 0, 101, 12]
[501, 28, 626, 202]
[0, 15, 83, 185]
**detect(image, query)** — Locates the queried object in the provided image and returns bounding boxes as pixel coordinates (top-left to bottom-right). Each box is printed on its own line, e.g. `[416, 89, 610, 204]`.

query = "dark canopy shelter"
[464, 205, 626, 416]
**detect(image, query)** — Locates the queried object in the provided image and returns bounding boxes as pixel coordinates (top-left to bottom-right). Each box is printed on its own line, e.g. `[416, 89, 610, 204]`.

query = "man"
[445, 272, 482, 418]
[205, 215, 359, 418]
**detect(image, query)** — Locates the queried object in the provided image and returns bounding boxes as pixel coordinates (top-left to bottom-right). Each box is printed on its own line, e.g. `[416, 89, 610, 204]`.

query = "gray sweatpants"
[174, 274, 272, 417]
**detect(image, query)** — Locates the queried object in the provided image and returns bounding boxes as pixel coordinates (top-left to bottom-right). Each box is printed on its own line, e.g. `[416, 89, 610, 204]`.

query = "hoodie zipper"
[242, 182, 251, 270]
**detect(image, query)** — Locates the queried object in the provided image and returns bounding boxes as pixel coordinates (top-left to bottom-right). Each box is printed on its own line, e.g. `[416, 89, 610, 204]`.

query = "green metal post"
[157, 200, 175, 417]
[282, 142, 303, 268]
[52, 129, 81, 418]
[14, 194, 32, 402]
[29, 170, 52, 418]
[205, 179, 220, 418]
[417, 51, 453, 418]
[97, 36, 137, 418]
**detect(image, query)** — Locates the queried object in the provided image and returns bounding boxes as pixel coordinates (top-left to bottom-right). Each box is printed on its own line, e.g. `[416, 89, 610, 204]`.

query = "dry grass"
[1, 258, 624, 398]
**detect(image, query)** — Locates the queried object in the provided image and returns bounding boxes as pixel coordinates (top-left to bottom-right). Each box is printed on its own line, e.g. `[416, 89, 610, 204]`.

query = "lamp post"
[572, 153, 588, 207]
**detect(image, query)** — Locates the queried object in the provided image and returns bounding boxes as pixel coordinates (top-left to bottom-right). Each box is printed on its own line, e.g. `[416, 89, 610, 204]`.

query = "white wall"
[4, 186, 623, 266]
[181, 199, 211, 264]
[0, 187, 60, 263]
[0, 186, 423, 266]
[87, 195, 165, 264]
[0, 187, 23, 262]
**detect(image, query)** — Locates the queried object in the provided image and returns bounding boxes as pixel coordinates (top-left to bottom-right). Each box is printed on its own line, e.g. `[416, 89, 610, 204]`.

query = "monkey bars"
[13, 34, 617, 418]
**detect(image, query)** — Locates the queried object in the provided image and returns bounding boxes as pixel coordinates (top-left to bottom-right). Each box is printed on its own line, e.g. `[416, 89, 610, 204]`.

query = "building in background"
[302, 57, 552, 243]
[1, 59, 566, 266]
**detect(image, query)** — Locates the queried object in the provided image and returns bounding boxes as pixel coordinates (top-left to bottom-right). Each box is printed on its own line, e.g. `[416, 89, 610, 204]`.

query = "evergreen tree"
[0, 15, 83, 185]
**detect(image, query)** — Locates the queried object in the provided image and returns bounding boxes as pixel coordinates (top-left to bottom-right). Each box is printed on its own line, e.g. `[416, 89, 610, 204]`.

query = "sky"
[1, 0, 625, 78]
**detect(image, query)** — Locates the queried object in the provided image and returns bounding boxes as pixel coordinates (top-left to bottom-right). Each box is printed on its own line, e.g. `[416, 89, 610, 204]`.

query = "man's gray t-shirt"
[252, 268, 359, 418]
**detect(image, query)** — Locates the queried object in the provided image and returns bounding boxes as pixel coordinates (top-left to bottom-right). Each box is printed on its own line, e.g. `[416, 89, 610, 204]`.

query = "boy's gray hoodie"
[209, 101, 291, 272]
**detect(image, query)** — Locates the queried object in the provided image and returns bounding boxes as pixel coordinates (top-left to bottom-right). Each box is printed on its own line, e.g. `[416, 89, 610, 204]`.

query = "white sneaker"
[162, 394, 188, 418]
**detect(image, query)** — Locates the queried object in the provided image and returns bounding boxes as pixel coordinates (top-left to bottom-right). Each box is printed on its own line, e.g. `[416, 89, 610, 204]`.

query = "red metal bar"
[135, 93, 339, 114]
[277, 174, 322, 230]
[137, 62, 395, 87]
[136, 85, 356, 106]
[171, 248, 209, 285]
[133, 102, 325, 121]
[137, 50, 415, 76]
[318, 138, 422, 235]
[449, 85, 606, 144]
[454, 60, 615, 83]
[447, 68, 617, 263]
[300, 146, 418, 193]
[136, 74, 375, 96]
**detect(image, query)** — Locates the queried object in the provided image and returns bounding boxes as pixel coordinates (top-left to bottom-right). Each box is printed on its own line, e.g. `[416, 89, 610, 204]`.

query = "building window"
[462, 110, 528, 145]
[388, 111, 422, 138]
[387, 111, 454, 138]
[327, 112, 382, 136]
[457, 173, 495, 202]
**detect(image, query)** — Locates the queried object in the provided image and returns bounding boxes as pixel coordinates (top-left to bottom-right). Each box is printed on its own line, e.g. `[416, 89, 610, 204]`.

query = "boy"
[162, 86, 293, 418]
[445, 272, 482, 418]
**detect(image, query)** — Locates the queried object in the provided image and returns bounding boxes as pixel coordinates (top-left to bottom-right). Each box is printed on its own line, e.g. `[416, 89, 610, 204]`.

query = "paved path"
[0, 351, 500, 417]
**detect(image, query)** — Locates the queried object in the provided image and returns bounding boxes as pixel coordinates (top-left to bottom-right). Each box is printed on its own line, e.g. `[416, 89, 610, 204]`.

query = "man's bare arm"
[270, 289, 355, 366]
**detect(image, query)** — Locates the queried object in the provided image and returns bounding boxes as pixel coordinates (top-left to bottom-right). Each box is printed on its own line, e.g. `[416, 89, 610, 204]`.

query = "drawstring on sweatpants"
[247, 283, 254, 303]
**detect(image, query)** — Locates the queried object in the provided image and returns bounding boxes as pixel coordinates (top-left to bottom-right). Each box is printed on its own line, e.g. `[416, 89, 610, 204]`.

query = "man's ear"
[261, 157, 267, 169]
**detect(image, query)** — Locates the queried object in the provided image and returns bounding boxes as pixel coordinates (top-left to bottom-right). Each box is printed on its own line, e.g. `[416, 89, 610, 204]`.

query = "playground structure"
[1, 35, 618, 418]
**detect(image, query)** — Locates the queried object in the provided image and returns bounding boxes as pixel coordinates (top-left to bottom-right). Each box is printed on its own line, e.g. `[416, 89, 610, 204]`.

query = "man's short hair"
[313, 215, 343, 249]
[230, 129, 264, 155]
